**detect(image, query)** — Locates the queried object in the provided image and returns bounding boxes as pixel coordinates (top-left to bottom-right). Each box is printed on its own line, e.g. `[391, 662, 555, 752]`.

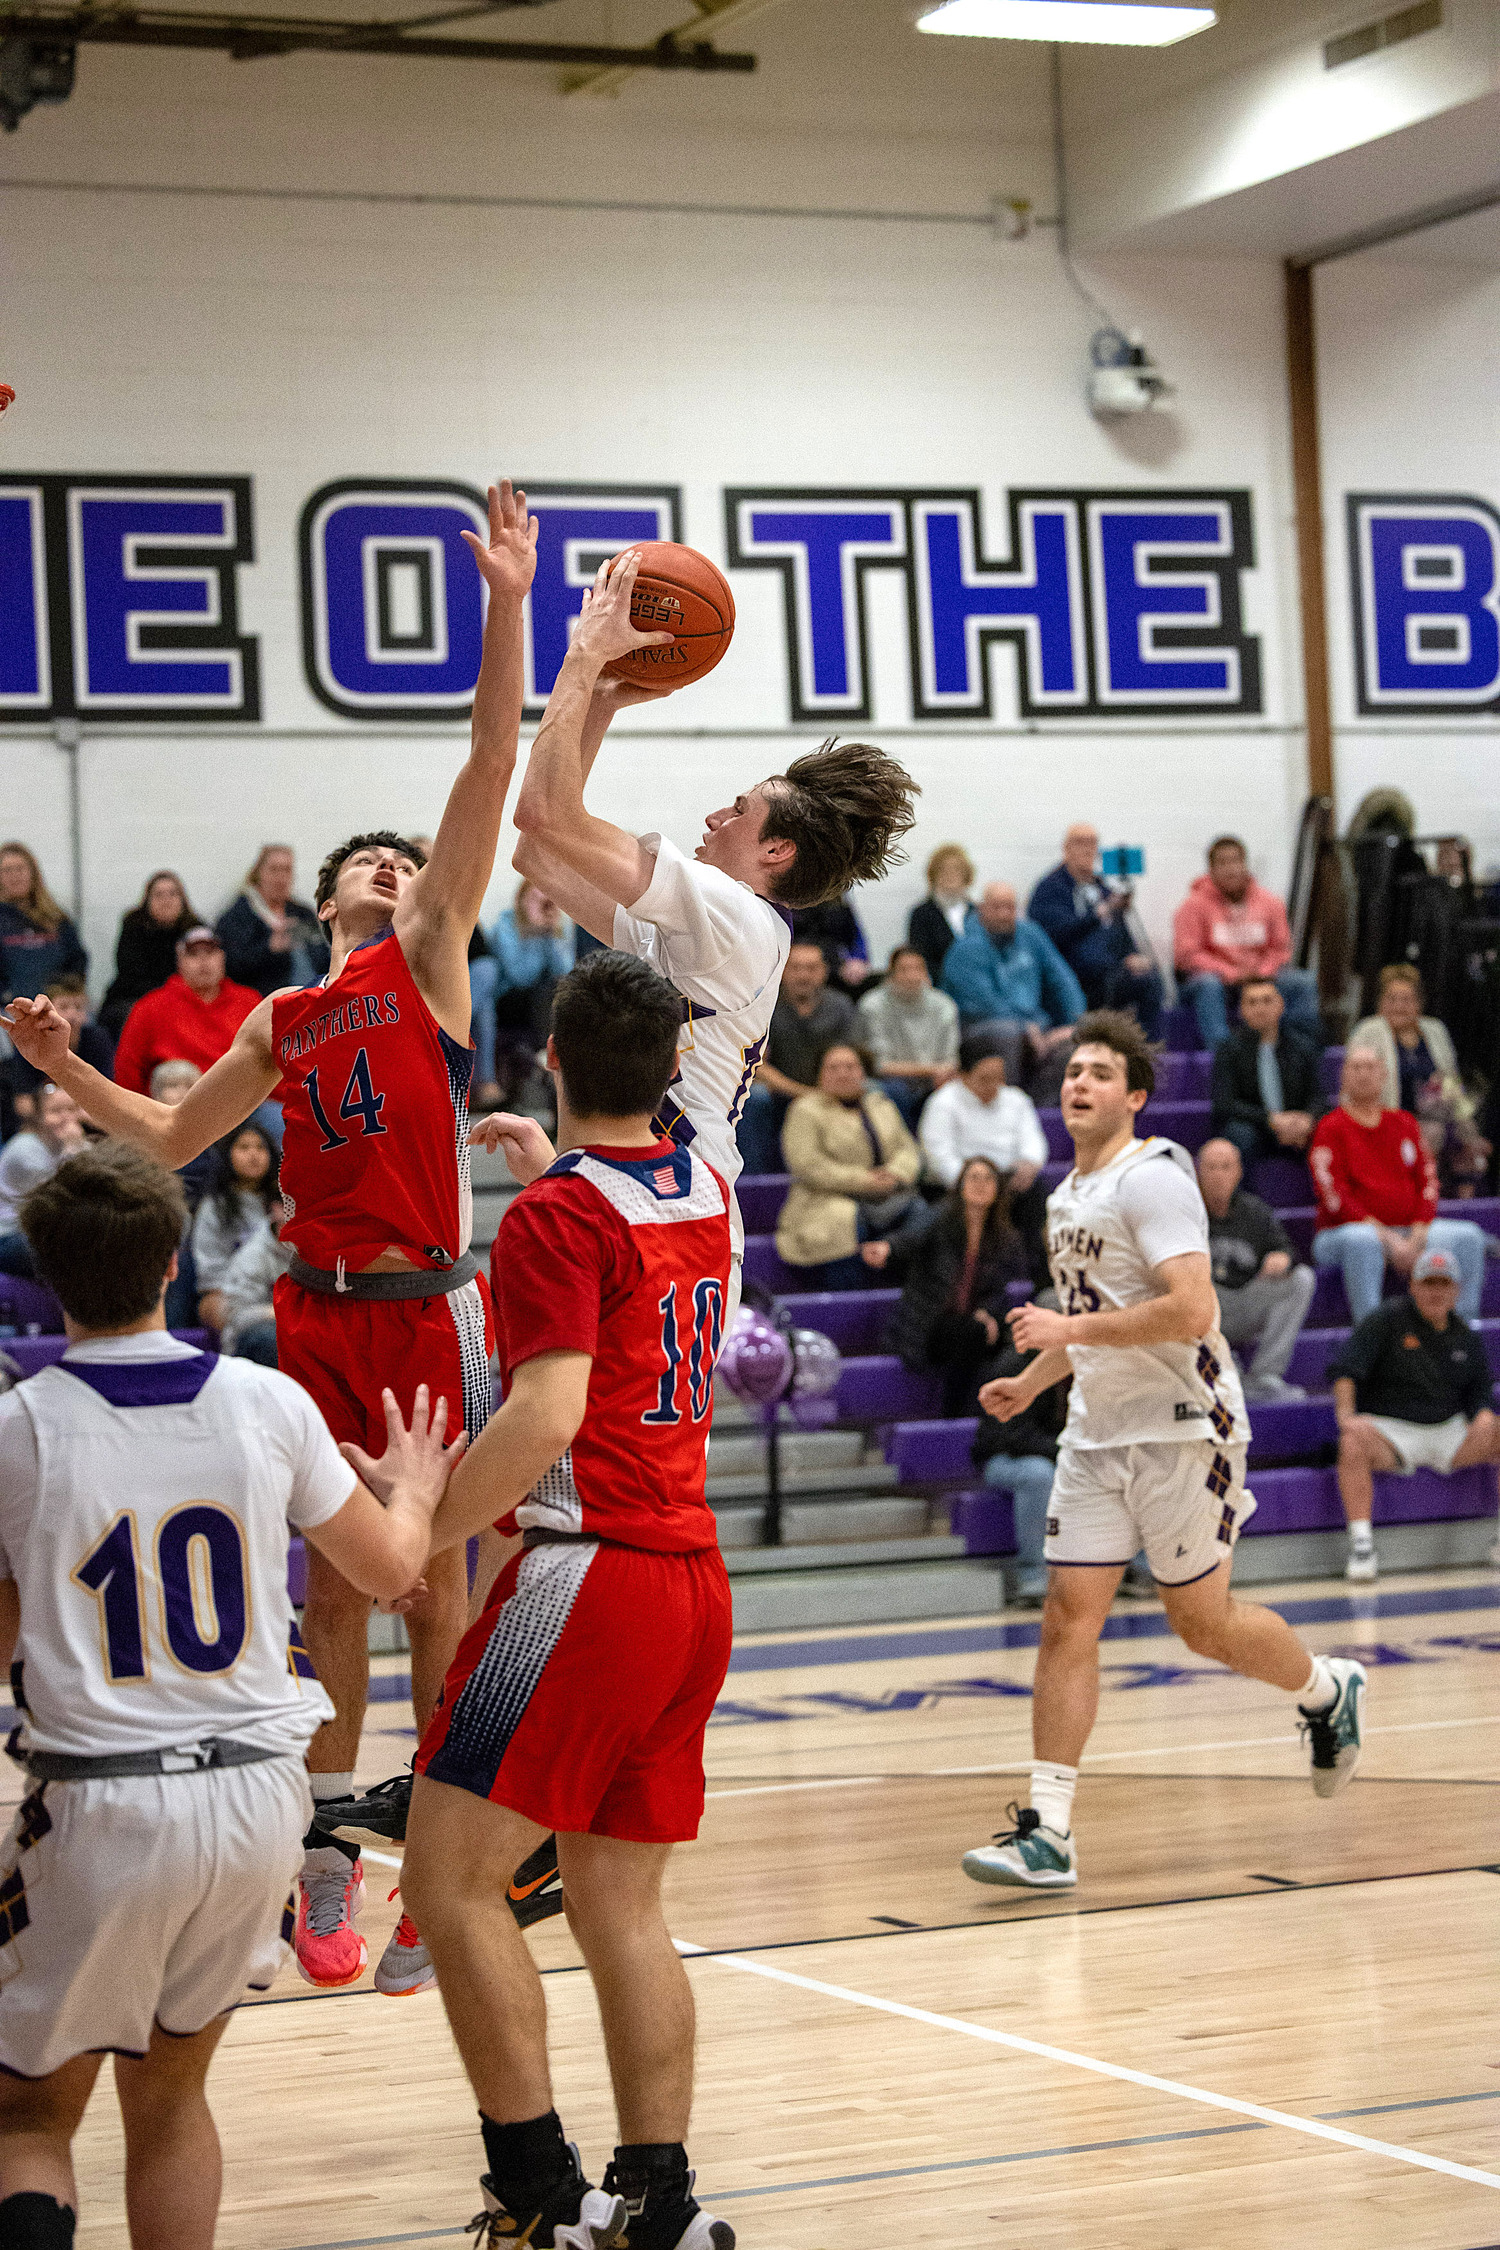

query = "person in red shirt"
[1172, 835, 1322, 1050]
[356, 948, 735, 2250]
[111, 926, 259, 1092]
[1310, 1045, 1486, 1323]
[2, 479, 539, 1994]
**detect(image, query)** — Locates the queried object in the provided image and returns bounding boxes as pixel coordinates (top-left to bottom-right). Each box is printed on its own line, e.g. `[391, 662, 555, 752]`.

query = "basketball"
[603, 539, 736, 690]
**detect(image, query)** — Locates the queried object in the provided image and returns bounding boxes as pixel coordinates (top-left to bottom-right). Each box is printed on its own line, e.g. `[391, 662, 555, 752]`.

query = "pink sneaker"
[295, 1846, 368, 1987]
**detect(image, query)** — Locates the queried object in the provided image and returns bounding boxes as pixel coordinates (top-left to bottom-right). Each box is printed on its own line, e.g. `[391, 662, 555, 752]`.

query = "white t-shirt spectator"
[0, 1133, 65, 1231]
[919, 1079, 1049, 1188]
[857, 983, 960, 1073]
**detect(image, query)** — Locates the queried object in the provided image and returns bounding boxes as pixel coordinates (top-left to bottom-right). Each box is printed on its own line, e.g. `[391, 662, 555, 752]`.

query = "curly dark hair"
[760, 739, 919, 909]
[207, 1122, 281, 1234]
[314, 830, 428, 913]
[1070, 1009, 1157, 1097]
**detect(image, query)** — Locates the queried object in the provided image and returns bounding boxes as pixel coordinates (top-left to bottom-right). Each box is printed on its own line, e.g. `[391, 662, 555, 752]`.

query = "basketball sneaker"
[508, 1834, 565, 1929]
[466, 2149, 625, 2248]
[295, 1847, 368, 1986]
[600, 2162, 734, 2250]
[961, 1805, 1077, 1889]
[1345, 1540, 1378, 1583]
[1299, 1656, 1367, 1798]
[374, 1891, 436, 1997]
[311, 1768, 413, 1843]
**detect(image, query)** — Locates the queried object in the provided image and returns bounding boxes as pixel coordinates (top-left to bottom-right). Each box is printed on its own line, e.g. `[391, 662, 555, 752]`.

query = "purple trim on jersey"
[58, 1355, 217, 1408]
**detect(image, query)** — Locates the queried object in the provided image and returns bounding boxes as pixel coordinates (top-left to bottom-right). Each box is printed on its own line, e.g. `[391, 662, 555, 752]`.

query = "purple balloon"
[789, 1328, 841, 1399]
[717, 1311, 794, 1406]
[788, 1393, 839, 1431]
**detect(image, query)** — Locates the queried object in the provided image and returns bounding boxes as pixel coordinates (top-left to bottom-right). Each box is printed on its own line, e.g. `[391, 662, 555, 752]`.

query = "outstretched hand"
[461, 479, 539, 605]
[467, 1110, 556, 1184]
[339, 1384, 468, 1514]
[572, 548, 675, 670]
[1, 993, 72, 1075]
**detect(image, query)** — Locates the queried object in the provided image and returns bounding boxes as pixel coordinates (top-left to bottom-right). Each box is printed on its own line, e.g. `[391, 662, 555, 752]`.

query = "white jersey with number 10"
[1047, 1134, 1250, 1452]
[613, 834, 791, 1257]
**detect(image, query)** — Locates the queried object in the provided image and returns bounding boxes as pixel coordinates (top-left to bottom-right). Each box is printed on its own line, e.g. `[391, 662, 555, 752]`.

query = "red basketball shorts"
[416, 1540, 733, 1843]
[272, 1272, 493, 1453]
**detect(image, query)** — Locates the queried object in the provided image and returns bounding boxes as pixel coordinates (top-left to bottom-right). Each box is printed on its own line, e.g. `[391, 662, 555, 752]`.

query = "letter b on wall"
[1349, 494, 1500, 712]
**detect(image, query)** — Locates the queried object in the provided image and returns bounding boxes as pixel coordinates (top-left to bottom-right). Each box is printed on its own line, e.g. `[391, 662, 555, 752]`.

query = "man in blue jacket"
[941, 882, 1085, 1096]
[1028, 824, 1162, 1038]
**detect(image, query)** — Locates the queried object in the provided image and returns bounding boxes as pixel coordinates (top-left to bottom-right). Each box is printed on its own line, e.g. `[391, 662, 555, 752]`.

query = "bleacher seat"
[0, 1276, 65, 1335]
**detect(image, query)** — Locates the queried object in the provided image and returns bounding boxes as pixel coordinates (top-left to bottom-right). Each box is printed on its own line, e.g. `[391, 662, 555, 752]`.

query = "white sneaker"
[1345, 1542, 1378, 1583]
[962, 1806, 1077, 1889]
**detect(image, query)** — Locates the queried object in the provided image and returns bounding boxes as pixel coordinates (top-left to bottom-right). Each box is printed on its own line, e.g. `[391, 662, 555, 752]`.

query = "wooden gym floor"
[58, 1567, 1500, 2247]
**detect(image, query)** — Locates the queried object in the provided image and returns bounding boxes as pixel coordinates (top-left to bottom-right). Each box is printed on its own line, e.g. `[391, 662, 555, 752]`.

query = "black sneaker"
[601, 2164, 734, 2250]
[310, 1770, 412, 1843]
[507, 1833, 565, 1929]
[466, 2147, 625, 2248]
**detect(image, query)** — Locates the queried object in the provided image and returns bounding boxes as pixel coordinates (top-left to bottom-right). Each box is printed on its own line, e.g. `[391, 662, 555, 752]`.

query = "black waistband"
[9, 1732, 286, 1781]
[289, 1248, 481, 1300]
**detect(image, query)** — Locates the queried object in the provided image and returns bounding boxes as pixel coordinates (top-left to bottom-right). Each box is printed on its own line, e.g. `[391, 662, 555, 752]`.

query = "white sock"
[1348, 1523, 1374, 1550]
[309, 1770, 356, 1801]
[1298, 1656, 1338, 1713]
[1030, 1760, 1077, 1837]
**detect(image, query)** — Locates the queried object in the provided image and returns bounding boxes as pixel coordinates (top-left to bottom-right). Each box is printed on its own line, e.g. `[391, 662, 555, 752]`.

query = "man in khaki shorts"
[1330, 1244, 1500, 1583]
[958, 1012, 1368, 1894]
[0, 1143, 456, 2249]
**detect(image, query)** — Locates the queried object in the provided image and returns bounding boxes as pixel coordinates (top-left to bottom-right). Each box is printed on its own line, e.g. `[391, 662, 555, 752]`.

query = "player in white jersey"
[0, 1143, 458, 2249]
[960, 1013, 1366, 1893]
[492, 547, 918, 1298]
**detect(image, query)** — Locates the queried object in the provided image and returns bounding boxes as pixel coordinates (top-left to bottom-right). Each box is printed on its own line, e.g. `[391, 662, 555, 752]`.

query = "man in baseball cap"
[1327, 1240, 1499, 1580]
[111, 925, 262, 1097]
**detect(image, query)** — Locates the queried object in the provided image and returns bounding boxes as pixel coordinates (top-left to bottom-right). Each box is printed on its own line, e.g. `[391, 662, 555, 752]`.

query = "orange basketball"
[604, 541, 736, 691]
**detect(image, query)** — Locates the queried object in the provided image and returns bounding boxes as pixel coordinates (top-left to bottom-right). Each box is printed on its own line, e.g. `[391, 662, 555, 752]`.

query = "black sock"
[301, 1817, 359, 1865]
[0, 2193, 76, 2248]
[480, 2109, 575, 2214]
[608, 2142, 694, 2207]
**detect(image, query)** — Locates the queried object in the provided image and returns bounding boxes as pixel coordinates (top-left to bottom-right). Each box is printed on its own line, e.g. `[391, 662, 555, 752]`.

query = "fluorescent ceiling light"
[916, 1, 1217, 45]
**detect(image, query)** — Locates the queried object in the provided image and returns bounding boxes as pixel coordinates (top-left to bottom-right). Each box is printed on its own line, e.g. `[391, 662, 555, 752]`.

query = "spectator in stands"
[737, 941, 856, 1176]
[940, 882, 1084, 1096]
[1197, 1138, 1314, 1402]
[215, 844, 329, 998]
[147, 1059, 212, 1325]
[776, 1043, 922, 1289]
[971, 1307, 1070, 1607]
[469, 878, 572, 1109]
[1349, 964, 1490, 1198]
[99, 869, 201, 1036]
[4, 975, 114, 1124]
[919, 1033, 1049, 1268]
[1028, 824, 1162, 1037]
[857, 945, 960, 1127]
[190, 1122, 281, 1334]
[216, 1198, 291, 1366]
[1329, 1245, 1499, 1583]
[0, 1085, 86, 1277]
[908, 844, 978, 987]
[1310, 1045, 1487, 1323]
[1209, 974, 1325, 1167]
[112, 927, 260, 1097]
[1173, 835, 1321, 1050]
[864, 1156, 1030, 1415]
[792, 891, 875, 998]
[0, 844, 87, 1004]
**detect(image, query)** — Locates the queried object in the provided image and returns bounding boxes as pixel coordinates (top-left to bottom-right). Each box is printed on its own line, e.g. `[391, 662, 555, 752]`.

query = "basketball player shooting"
[960, 1012, 1366, 1894]
[1, 477, 538, 1996]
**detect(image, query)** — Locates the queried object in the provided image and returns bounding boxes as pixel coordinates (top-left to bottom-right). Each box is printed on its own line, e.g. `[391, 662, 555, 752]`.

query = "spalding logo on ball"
[605, 541, 736, 691]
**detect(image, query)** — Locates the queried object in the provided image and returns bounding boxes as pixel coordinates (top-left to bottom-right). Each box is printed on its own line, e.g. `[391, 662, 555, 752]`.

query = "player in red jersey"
[2, 478, 539, 1994]
[344, 949, 735, 2250]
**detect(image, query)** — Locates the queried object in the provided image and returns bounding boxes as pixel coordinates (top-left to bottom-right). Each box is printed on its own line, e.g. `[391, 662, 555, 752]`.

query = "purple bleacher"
[1246, 1154, 1311, 1207]
[886, 1418, 975, 1479]
[835, 1356, 942, 1420]
[2, 1328, 213, 1378]
[741, 1236, 803, 1293]
[735, 1174, 792, 1231]
[1163, 1005, 1199, 1051]
[1281, 1199, 1500, 1262]
[0, 1276, 64, 1334]
[1289, 1318, 1500, 1390]
[1305, 1264, 1500, 1323]
[772, 1289, 897, 1352]
[953, 1488, 1015, 1556]
[1243, 1462, 1497, 1536]
[1041, 1099, 1215, 1162]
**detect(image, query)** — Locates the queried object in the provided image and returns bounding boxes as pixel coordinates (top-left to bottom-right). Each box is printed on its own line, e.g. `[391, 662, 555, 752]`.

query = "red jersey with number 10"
[491, 1139, 731, 1553]
[271, 928, 473, 1273]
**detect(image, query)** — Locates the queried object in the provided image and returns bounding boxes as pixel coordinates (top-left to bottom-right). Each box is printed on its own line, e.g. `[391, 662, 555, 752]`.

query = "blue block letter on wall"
[1348, 495, 1500, 712]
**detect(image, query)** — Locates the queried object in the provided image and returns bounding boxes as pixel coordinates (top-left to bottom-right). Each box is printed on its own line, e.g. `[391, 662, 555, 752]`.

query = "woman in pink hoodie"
[1173, 836, 1323, 1049]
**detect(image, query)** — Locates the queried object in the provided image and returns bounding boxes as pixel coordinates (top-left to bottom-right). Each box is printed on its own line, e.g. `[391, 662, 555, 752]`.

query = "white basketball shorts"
[1046, 1440, 1257, 1587]
[0, 1755, 309, 2078]
[1363, 1411, 1471, 1476]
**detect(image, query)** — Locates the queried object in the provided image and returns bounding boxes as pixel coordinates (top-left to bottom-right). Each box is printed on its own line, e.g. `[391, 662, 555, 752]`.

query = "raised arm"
[512, 549, 677, 913]
[2, 990, 279, 1166]
[395, 480, 537, 1023]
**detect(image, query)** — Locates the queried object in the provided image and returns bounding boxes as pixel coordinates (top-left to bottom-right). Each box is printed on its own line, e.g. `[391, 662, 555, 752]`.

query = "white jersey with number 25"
[1047, 1135, 1249, 1452]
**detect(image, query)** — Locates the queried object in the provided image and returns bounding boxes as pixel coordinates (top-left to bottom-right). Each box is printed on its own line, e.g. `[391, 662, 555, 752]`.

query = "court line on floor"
[674, 1943, 1500, 2192]
[703, 1708, 1500, 1798]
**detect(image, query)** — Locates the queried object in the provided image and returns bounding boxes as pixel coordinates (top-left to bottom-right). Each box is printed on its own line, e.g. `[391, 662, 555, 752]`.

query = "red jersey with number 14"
[491, 1139, 730, 1553]
[271, 928, 473, 1273]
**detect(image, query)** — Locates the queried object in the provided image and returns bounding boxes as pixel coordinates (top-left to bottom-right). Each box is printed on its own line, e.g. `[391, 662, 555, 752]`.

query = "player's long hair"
[760, 740, 919, 909]
[0, 841, 67, 934]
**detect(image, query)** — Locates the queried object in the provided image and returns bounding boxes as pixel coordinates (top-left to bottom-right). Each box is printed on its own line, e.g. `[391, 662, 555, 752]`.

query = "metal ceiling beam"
[0, 5, 757, 65]
[563, 0, 788, 96]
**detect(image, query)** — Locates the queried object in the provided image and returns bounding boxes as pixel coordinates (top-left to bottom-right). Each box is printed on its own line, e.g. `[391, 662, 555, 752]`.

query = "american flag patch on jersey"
[651, 1165, 680, 1196]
